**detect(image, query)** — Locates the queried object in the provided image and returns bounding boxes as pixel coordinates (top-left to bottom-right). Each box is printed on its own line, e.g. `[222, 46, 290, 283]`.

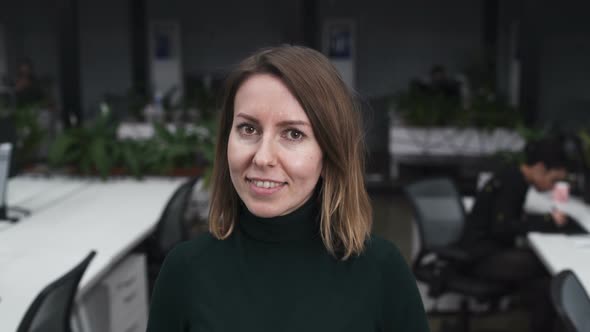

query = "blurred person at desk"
[14, 58, 44, 107]
[146, 46, 429, 332]
[459, 137, 585, 332]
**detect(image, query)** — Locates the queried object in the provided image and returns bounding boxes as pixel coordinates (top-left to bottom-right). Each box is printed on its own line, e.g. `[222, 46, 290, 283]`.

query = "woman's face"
[228, 74, 323, 218]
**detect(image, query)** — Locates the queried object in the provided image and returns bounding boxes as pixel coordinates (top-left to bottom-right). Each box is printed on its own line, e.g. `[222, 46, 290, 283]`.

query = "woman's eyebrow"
[235, 113, 260, 124]
[236, 113, 310, 127]
[276, 120, 310, 127]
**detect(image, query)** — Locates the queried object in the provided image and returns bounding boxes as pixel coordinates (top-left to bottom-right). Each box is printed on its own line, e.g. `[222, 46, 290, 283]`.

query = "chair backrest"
[405, 177, 466, 251]
[551, 270, 590, 332]
[17, 251, 96, 332]
[152, 177, 199, 257]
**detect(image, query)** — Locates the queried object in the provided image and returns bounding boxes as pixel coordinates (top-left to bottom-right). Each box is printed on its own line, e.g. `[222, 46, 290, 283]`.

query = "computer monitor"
[0, 142, 12, 220]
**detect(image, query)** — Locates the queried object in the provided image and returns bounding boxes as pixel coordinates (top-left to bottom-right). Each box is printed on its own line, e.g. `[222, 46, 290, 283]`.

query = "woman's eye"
[285, 129, 305, 141]
[238, 124, 257, 135]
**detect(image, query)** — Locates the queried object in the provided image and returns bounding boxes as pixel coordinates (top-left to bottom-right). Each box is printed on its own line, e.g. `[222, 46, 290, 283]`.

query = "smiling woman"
[146, 45, 430, 332]
[227, 73, 324, 218]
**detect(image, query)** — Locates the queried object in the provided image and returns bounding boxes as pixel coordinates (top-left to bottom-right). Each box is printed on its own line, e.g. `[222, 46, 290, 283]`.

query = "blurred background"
[1, 0, 589, 188]
[1, 1, 589, 331]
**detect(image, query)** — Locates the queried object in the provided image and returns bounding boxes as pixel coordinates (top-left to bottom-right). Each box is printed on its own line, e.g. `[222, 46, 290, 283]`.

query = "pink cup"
[552, 181, 570, 203]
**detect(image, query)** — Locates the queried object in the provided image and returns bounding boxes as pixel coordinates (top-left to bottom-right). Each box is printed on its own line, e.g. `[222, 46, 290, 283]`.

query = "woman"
[147, 45, 429, 332]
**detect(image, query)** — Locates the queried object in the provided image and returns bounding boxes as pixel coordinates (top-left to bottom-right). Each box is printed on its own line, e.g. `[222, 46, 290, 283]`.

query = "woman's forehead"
[233, 74, 310, 124]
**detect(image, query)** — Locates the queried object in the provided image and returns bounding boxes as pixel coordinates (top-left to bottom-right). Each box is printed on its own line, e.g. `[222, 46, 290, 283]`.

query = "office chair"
[405, 177, 509, 332]
[551, 270, 590, 332]
[146, 177, 200, 291]
[16, 251, 96, 332]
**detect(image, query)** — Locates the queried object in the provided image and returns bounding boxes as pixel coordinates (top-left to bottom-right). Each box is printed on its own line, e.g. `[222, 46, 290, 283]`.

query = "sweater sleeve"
[378, 239, 430, 332]
[146, 243, 190, 332]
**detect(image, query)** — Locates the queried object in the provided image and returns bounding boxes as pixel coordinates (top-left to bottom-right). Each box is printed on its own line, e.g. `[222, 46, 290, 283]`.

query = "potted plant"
[48, 110, 119, 179]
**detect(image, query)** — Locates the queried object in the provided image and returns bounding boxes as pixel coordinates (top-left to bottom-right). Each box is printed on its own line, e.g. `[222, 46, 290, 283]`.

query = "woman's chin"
[246, 205, 282, 218]
[243, 200, 294, 218]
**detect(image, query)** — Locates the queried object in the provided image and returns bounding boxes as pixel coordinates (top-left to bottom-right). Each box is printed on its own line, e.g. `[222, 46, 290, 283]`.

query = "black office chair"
[16, 251, 96, 332]
[551, 270, 590, 332]
[405, 177, 509, 332]
[146, 177, 200, 291]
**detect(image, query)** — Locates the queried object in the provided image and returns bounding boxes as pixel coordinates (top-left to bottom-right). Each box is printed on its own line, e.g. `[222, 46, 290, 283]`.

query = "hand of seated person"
[551, 209, 568, 227]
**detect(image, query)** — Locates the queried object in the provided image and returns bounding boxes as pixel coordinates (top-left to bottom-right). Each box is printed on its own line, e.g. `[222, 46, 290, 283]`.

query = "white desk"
[528, 233, 590, 290]
[6, 176, 92, 215]
[1, 176, 92, 232]
[0, 177, 185, 332]
[525, 188, 590, 294]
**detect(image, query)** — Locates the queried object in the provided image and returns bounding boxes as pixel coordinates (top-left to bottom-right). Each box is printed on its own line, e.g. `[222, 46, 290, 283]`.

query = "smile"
[247, 178, 286, 189]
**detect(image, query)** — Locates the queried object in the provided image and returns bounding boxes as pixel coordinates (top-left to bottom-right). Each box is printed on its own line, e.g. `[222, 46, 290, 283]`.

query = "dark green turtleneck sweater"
[146, 197, 429, 332]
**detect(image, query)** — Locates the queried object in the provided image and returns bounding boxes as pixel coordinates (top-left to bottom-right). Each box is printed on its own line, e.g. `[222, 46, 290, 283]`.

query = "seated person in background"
[14, 58, 44, 107]
[459, 137, 584, 332]
[461, 137, 583, 255]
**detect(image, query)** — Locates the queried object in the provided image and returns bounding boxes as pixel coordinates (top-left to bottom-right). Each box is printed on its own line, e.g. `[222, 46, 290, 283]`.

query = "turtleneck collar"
[238, 193, 320, 243]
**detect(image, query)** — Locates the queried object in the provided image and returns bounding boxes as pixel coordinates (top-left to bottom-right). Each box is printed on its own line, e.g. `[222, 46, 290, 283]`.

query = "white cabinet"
[80, 253, 149, 332]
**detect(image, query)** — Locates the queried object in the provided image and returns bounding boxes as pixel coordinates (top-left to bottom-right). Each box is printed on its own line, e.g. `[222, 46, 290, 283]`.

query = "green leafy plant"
[394, 59, 523, 129]
[149, 122, 200, 173]
[468, 94, 522, 129]
[393, 82, 461, 127]
[48, 111, 119, 179]
[116, 139, 156, 179]
[13, 104, 47, 166]
[48, 105, 217, 181]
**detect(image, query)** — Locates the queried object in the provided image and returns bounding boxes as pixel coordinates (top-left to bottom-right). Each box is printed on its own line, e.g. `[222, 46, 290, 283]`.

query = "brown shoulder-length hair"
[208, 45, 372, 260]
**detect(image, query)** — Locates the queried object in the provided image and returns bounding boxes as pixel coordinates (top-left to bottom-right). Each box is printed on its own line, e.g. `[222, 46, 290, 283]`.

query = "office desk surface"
[528, 233, 590, 292]
[0, 177, 185, 332]
[525, 189, 590, 293]
[7, 176, 90, 207]
[2, 176, 92, 232]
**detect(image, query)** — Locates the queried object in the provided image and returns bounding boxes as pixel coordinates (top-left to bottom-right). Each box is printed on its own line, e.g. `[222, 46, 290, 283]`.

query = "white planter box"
[388, 126, 525, 178]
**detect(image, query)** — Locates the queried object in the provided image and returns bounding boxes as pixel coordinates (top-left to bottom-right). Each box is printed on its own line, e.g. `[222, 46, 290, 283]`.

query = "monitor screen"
[0, 143, 11, 209]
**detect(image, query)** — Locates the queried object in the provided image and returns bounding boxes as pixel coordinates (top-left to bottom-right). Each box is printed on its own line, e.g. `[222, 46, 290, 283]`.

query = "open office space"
[1, 1, 590, 332]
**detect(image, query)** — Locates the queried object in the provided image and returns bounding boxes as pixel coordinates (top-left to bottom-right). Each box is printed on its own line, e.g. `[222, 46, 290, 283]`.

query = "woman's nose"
[252, 136, 277, 168]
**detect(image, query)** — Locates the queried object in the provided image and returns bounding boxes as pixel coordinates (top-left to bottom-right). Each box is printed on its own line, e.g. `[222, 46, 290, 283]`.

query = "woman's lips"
[246, 178, 286, 196]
